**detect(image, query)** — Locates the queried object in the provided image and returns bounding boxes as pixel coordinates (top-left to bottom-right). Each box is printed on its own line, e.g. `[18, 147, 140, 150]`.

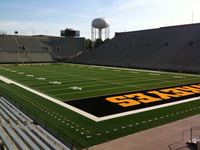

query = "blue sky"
[0, 0, 200, 38]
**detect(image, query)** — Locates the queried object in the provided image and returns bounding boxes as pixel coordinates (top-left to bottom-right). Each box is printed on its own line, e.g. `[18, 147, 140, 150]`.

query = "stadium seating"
[0, 125, 19, 150]
[70, 23, 200, 73]
[0, 35, 85, 63]
[1, 23, 200, 73]
[0, 97, 70, 150]
[0, 35, 54, 63]
[0, 35, 19, 52]
[38, 36, 85, 60]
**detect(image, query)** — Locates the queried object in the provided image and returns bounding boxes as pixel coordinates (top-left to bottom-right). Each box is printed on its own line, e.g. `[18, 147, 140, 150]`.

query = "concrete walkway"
[89, 114, 200, 150]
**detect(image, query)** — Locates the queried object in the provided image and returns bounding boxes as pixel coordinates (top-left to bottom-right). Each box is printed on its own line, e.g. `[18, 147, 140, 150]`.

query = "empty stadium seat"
[70, 23, 200, 74]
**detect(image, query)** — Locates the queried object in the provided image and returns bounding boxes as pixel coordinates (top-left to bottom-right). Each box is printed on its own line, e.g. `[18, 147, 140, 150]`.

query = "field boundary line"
[68, 63, 200, 77]
[1, 75, 200, 122]
[0, 75, 101, 122]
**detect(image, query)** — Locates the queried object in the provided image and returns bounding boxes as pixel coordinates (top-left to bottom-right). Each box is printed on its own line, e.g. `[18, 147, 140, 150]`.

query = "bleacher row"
[0, 97, 70, 150]
[70, 23, 200, 74]
[0, 35, 85, 63]
[40, 36, 85, 60]
[1, 23, 200, 73]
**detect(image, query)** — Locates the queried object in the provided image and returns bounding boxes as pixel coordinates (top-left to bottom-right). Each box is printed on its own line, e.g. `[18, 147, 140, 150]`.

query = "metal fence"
[168, 126, 200, 150]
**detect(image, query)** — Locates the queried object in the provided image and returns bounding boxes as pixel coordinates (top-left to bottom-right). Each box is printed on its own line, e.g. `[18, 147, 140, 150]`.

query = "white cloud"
[0, 21, 65, 36]
[63, 12, 93, 19]
[118, 0, 148, 11]
[34, 8, 58, 16]
[0, 20, 92, 38]
[1, 0, 200, 38]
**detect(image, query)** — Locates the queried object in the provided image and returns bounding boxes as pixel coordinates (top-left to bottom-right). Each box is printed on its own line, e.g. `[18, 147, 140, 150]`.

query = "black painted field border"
[65, 82, 200, 117]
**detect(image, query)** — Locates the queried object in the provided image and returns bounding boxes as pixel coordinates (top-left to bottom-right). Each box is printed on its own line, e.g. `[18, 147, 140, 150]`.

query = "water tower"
[91, 18, 110, 41]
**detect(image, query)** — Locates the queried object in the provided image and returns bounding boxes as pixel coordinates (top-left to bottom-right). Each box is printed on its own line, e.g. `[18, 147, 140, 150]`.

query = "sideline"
[0, 75, 100, 122]
[67, 63, 200, 77]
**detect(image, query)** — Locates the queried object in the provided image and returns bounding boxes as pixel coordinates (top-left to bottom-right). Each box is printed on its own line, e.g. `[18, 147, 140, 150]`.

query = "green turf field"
[0, 63, 200, 148]
[1, 63, 200, 101]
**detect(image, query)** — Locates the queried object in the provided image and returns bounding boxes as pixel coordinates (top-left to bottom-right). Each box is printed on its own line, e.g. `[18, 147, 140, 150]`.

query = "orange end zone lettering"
[125, 93, 161, 103]
[105, 83, 200, 108]
[160, 88, 194, 97]
[106, 96, 141, 107]
[66, 82, 200, 119]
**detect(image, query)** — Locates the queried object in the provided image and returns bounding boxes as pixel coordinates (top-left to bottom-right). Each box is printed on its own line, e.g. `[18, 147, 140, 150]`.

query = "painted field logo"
[66, 83, 200, 121]
[106, 84, 200, 107]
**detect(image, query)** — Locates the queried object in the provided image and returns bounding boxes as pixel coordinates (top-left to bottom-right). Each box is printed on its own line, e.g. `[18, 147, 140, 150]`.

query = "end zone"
[66, 82, 200, 121]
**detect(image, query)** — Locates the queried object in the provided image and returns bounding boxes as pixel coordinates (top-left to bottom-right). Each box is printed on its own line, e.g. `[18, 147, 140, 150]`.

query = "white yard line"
[68, 63, 200, 77]
[1, 70, 200, 122]
[45, 75, 168, 92]
[55, 77, 199, 97]
[0, 76, 13, 84]
[1, 75, 200, 122]
[0, 75, 100, 122]
[98, 96, 200, 121]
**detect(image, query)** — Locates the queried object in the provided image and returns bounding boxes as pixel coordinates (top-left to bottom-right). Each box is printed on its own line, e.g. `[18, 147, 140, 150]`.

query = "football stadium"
[1, 1, 200, 150]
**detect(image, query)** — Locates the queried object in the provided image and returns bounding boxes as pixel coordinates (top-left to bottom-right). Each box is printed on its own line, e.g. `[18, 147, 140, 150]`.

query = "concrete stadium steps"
[0, 35, 18, 52]
[0, 35, 49, 53]
[28, 124, 66, 150]
[39, 36, 85, 59]
[70, 23, 200, 73]
[0, 35, 54, 63]
[17, 36, 46, 52]
[0, 97, 70, 150]
[0, 35, 85, 62]
[0, 110, 31, 150]
[0, 103, 44, 150]
[0, 52, 54, 63]
[1, 97, 33, 123]
[0, 122, 19, 150]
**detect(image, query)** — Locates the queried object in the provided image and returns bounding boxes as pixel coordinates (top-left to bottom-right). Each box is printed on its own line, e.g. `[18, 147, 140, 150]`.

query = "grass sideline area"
[0, 63, 200, 148]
